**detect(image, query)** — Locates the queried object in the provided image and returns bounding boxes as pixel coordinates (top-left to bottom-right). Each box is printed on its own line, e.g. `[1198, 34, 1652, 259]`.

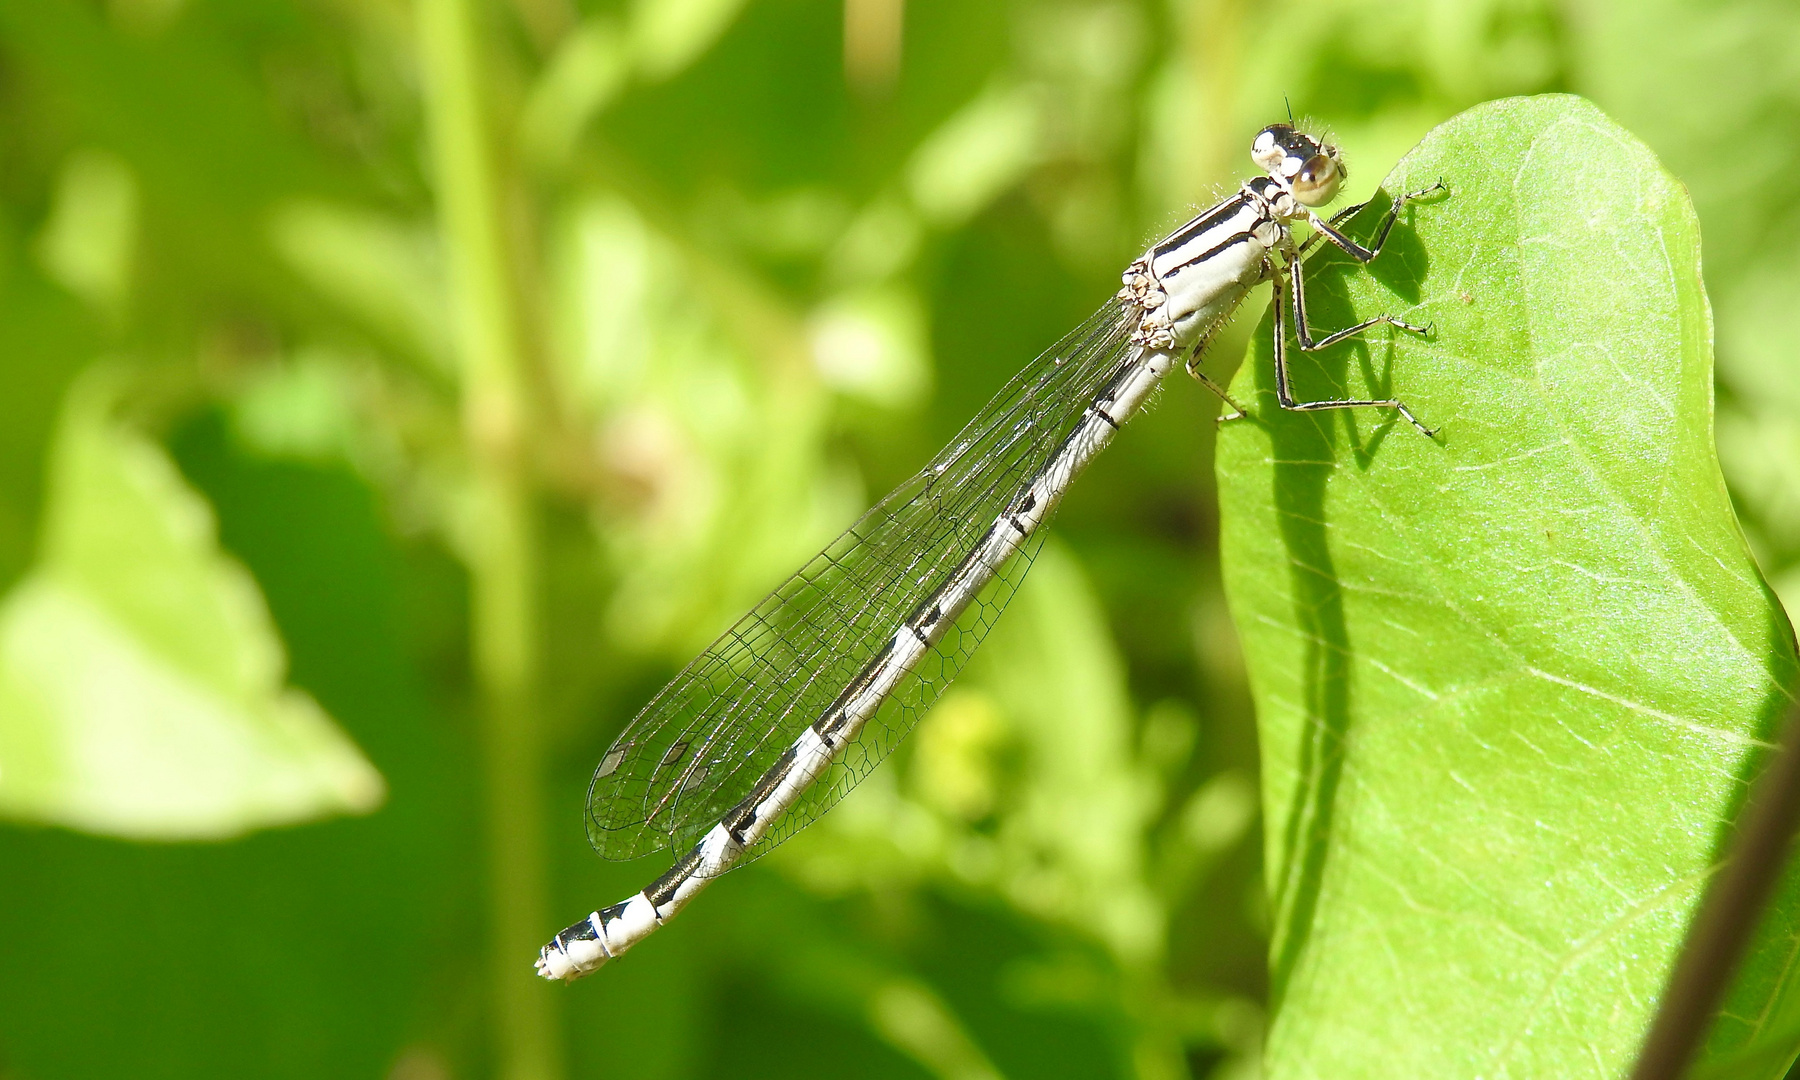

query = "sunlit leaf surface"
[0, 375, 383, 839]
[1217, 96, 1800, 1078]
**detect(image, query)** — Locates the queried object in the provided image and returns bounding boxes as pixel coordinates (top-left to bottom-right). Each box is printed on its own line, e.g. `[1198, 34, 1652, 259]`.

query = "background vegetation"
[0, 2, 1796, 1079]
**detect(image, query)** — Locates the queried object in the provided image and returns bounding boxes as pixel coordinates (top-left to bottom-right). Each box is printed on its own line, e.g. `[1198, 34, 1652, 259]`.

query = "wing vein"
[586, 301, 1138, 861]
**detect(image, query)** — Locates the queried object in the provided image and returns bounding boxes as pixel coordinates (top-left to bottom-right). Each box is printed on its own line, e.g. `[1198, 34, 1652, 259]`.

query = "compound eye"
[1291, 153, 1342, 206]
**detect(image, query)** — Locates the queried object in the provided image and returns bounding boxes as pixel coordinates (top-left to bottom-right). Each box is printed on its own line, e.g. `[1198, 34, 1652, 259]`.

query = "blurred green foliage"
[0, 1, 1795, 1079]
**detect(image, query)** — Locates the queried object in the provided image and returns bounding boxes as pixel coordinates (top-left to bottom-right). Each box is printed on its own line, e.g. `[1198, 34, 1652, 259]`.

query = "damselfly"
[537, 123, 1446, 981]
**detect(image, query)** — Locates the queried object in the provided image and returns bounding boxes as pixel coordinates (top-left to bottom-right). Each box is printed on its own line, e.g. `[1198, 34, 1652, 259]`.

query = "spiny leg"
[1297, 196, 1373, 255]
[1185, 353, 1249, 423]
[1300, 179, 1447, 261]
[1269, 258, 1437, 438]
[1290, 246, 1431, 351]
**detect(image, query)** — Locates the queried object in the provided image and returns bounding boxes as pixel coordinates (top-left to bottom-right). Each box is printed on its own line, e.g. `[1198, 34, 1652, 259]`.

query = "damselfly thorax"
[536, 122, 1447, 982]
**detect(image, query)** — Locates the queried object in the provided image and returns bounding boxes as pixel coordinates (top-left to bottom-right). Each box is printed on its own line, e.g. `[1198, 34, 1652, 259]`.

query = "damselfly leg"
[1185, 360, 1250, 423]
[1270, 265, 1436, 437]
[1299, 179, 1447, 260]
[1267, 180, 1448, 437]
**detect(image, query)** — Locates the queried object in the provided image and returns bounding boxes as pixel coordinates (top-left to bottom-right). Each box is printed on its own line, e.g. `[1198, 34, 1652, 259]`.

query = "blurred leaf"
[866, 978, 1004, 1080]
[807, 284, 931, 408]
[106, 0, 188, 35]
[227, 349, 383, 470]
[554, 193, 666, 409]
[907, 81, 1043, 228]
[628, 0, 750, 82]
[980, 541, 1160, 968]
[1217, 96, 1800, 1077]
[827, 195, 923, 285]
[522, 18, 631, 169]
[552, 193, 861, 656]
[1718, 400, 1800, 611]
[0, 411, 472, 1080]
[268, 200, 451, 376]
[0, 371, 383, 839]
[34, 148, 138, 322]
[0, 0, 352, 330]
[706, 185, 853, 263]
[1177, 770, 1255, 856]
[911, 688, 1006, 822]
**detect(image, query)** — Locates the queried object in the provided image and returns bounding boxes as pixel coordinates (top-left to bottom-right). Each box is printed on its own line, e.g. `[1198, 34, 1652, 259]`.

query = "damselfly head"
[1252, 123, 1345, 207]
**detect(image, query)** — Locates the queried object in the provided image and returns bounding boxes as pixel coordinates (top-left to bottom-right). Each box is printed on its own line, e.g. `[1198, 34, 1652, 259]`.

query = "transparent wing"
[585, 301, 1139, 862]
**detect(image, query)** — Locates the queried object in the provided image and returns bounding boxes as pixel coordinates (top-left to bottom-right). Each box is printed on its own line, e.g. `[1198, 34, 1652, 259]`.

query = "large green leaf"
[0, 372, 384, 839]
[1217, 95, 1800, 1077]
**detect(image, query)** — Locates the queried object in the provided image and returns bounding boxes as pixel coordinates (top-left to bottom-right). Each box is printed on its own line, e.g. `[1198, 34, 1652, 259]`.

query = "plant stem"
[1630, 703, 1800, 1080]
[417, 2, 558, 1079]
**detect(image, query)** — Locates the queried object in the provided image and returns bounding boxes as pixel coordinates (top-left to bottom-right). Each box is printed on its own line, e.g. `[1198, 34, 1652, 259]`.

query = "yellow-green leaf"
[1218, 95, 1800, 1078]
[0, 373, 384, 840]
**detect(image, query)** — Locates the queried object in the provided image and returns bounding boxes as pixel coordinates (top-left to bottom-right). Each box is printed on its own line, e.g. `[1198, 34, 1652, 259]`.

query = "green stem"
[417, 2, 558, 1079]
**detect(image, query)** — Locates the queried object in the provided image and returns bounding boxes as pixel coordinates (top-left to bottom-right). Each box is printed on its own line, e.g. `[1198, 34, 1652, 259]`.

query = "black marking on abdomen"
[812, 638, 898, 740]
[558, 916, 601, 944]
[724, 746, 799, 842]
[646, 843, 708, 908]
[815, 708, 852, 742]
